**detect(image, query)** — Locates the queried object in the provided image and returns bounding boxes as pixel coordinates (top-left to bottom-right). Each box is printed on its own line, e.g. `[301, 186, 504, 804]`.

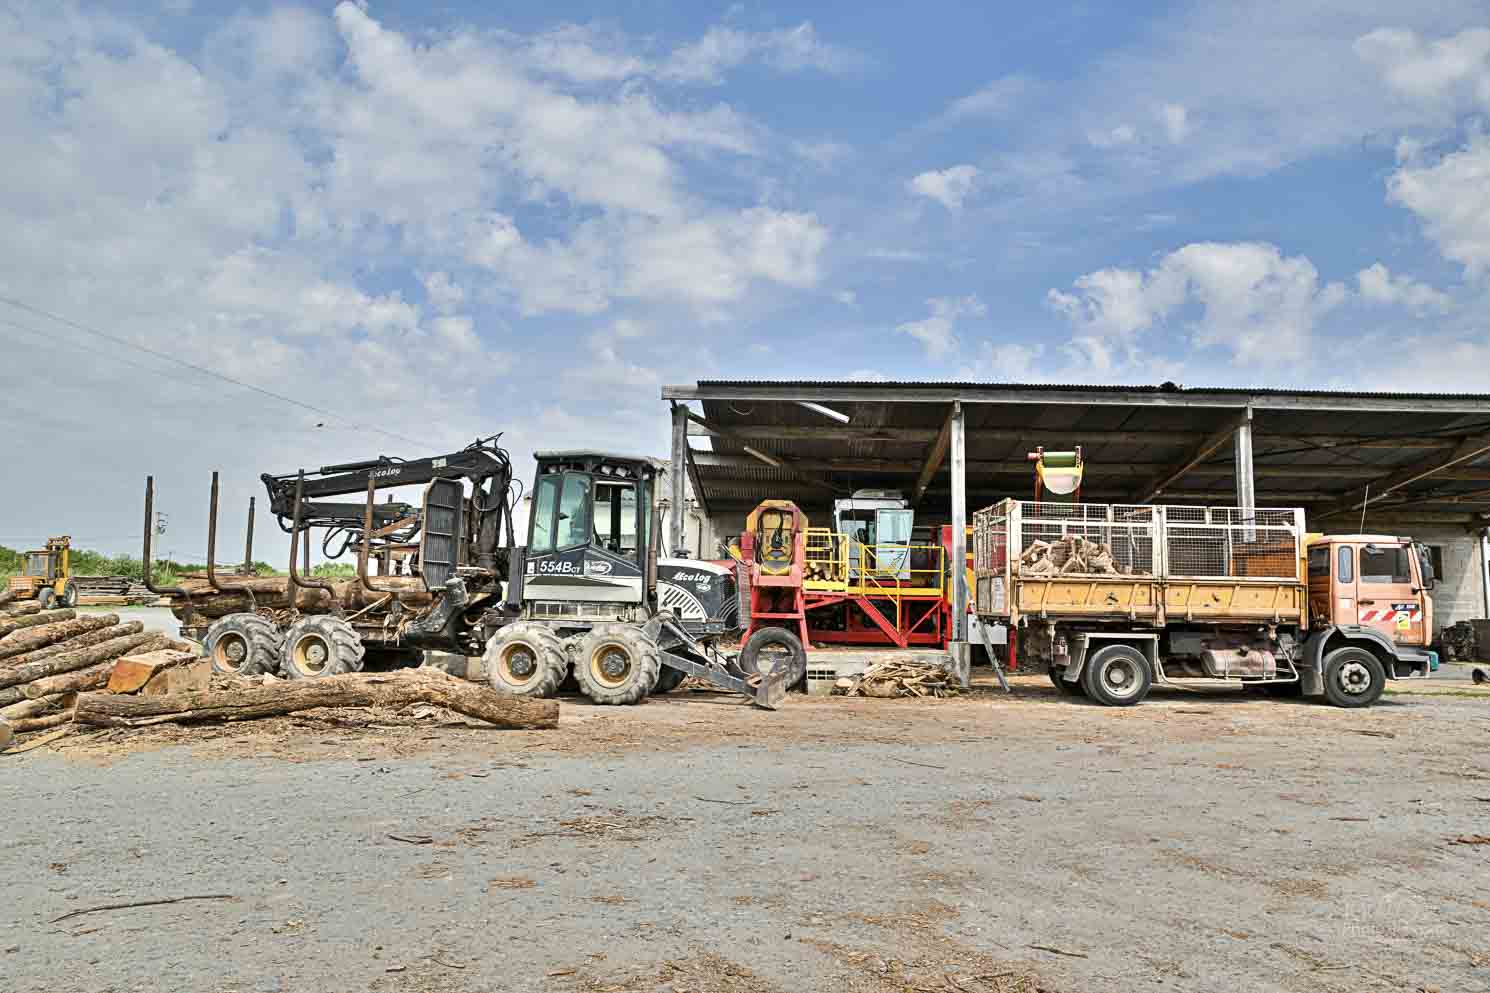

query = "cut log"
[1, 599, 39, 616]
[24, 640, 170, 699]
[109, 649, 197, 694]
[0, 589, 15, 609]
[74, 668, 560, 730]
[0, 631, 165, 695]
[0, 622, 146, 670]
[9, 709, 73, 734]
[170, 577, 433, 621]
[0, 719, 11, 748]
[142, 661, 211, 697]
[0, 694, 69, 721]
[0, 609, 76, 639]
[0, 614, 119, 662]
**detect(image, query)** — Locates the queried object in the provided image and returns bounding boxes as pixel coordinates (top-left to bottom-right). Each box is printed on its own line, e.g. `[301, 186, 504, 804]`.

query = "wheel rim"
[213, 633, 249, 672]
[292, 634, 331, 675]
[1336, 658, 1374, 695]
[589, 642, 634, 688]
[1099, 656, 1141, 699]
[499, 643, 541, 686]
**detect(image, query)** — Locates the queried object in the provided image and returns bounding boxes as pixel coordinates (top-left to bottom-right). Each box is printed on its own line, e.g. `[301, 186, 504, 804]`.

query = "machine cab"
[523, 452, 659, 605]
[1307, 535, 1436, 647]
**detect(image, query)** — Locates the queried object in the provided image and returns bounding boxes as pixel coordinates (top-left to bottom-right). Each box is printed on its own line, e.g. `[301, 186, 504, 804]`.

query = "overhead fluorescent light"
[742, 446, 782, 468]
[795, 400, 851, 424]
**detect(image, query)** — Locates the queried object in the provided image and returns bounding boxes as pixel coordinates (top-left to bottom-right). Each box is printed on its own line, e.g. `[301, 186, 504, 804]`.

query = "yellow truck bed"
[999, 576, 1303, 625]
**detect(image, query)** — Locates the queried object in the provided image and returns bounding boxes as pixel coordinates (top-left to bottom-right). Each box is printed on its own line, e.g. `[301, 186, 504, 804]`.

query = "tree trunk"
[74, 669, 560, 730]
[24, 655, 144, 700]
[8, 709, 73, 733]
[1, 622, 145, 669]
[0, 614, 119, 662]
[0, 694, 69, 721]
[0, 609, 75, 638]
[0, 719, 12, 749]
[0, 599, 38, 615]
[0, 589, 15, 609]
[170, 577, 433, 621]
[0, 631, 164, 693]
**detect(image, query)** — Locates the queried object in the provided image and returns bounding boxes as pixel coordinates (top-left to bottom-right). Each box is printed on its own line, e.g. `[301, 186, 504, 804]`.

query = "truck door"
[1354, 542, 1426, 645]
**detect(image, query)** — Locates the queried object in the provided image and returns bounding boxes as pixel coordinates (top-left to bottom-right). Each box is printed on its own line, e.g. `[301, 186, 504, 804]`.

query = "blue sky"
[3, 0, 1490, 557]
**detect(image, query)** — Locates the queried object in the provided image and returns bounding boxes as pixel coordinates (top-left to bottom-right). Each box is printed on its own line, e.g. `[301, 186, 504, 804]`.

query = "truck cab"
[1305, 534, 1437, 680]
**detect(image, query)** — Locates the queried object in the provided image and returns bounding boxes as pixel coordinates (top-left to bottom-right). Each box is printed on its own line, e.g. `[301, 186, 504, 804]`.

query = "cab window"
[1361, 545, 1412, 584]
[530, 475, 559, 554]
[592, 481, 638, 559]
[555, 474, 592, 550]
[1307, 546, 1329, 580]
[1337, 546, 1354, 584]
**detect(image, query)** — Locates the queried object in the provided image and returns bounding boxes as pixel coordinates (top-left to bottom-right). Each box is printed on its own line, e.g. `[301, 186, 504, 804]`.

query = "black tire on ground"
[205, 612, 283, 677]
[484, 622, 567, 697]
[738, 627, 807, 689]
[280, 615, 364, 679]
[58, 583, 78, 608]
[35, 587, 54, 609]
[573, 624, 661, 705]
[1048, 665, 1084, 695]
[653, 665, 687, 694]
[1321, 646, 1386, 708]
[1081, 644, 1152, 707]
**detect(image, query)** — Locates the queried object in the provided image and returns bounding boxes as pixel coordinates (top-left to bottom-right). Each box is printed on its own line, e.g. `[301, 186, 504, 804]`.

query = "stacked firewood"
[1017, 535, 1123, 577]
[834, 657, 961, 698]
[0, 603, 185, 748]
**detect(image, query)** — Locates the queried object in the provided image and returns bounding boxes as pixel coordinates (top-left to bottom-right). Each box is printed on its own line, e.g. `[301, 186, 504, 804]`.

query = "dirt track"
[5, 672, 1490, 993]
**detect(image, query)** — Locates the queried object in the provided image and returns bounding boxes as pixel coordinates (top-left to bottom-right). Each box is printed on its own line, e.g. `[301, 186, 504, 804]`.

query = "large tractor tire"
[57, 582, 79, 608]
[35, 587, 54, 609]
[280, 615, 364, 679]
[485, 622, 567, 698]
[574, 624, 661, 706]
[737, 627, 807, 690]
[653, 665, 687, 694]
[206, 613, 283, 678]
[1321, 646, 1386, 708]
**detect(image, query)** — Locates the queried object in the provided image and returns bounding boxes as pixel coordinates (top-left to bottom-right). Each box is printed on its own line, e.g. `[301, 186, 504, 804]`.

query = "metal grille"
[1163, 506, 1300, 580]
[1015, 502, 1157, 577]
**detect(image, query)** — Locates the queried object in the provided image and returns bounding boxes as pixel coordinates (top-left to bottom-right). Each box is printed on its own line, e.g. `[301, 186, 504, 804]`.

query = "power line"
[0, 294, 428, 450]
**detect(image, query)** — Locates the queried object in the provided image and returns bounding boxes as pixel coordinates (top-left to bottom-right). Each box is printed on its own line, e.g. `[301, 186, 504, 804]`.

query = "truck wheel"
[574, 624, 661, 705]
[206, 613, 283, 677]
[35, 587, 54, 609]
[1322, 647, 1385, 708]
[58, 583, 78, 608]
[738, 627, 807, 689]
[485, 622, 567, 697]
[1081, 645, 1151, 706]
[653, 665, 687, 694]
[1048, 665, 1084, 696]
[280, 615, 364, 679]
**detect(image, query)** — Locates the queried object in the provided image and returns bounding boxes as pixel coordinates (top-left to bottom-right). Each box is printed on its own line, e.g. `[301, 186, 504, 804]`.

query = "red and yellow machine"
[737, 500, 811, 650]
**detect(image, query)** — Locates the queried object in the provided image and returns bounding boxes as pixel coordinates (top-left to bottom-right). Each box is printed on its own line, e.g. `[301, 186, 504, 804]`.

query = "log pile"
[3, 600, 558, 753]
[1017, 535, 1126, 577]
[834, 658, 961, 698]
[168, 576, 433, 621]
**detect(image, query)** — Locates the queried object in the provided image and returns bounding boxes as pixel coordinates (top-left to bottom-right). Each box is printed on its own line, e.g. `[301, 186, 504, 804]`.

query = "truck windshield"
[555, 474, 592, 550]
[1361, 546, 1411, 584]
[530, 475, 559, 554]
[24, 553, 49, 578]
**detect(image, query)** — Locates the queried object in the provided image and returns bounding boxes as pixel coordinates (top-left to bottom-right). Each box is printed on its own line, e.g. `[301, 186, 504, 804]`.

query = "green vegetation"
[0, 543, 283, 587]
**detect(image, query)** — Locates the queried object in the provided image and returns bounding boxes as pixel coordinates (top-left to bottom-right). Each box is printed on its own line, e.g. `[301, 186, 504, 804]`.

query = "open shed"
[661, 380, 1490, 658]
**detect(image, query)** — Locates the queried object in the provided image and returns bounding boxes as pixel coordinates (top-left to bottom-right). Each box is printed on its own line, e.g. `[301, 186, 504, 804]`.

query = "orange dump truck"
[972, 500, 1437, 707]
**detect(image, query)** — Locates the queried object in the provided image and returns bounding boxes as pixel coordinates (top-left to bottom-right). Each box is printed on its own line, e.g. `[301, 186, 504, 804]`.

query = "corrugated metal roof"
[695, 380, 1490, 401]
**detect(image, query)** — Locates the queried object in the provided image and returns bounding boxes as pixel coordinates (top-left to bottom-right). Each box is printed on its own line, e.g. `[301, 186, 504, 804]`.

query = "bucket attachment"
[751, 667, 788, 710]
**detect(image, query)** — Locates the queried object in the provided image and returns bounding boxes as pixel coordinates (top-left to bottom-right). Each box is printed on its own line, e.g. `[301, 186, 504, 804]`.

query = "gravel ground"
[4, 668, 1489, 993]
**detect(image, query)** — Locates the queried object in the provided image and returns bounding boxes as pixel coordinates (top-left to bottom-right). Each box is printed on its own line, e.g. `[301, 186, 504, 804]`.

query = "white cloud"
[908, 165, 980, 210]
[833, 289, 857, 306]
[792, 138, 852, 170]
[1387, 136, 1490, 275]
[420, 271, 465, 314]
[845, 368, 889, 382]
[1048, 242, 1347, 363]
[937, 74, 1029, 125]
[1355, 26, 1490, 110]
[897, 295, 986, 359]
[1355, 263, 1453, 312]
[1159, 103, 1189, 143]
[660, 22, 861, 85]
[1087, 124, 1137, 148]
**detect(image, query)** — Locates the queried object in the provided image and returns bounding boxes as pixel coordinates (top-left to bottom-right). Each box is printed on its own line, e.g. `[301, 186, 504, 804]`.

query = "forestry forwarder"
[146, 439, 783, 708]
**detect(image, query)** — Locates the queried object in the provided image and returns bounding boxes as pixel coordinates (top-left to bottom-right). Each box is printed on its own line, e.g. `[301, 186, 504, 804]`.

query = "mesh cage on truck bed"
[972, 500, 1305, 615]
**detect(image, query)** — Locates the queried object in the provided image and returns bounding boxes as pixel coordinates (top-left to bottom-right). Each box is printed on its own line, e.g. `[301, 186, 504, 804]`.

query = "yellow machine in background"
[7, 536, 76, 608]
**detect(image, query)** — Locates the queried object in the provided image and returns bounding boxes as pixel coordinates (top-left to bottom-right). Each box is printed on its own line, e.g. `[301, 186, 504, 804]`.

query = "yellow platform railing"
[802, 528, 946, 600]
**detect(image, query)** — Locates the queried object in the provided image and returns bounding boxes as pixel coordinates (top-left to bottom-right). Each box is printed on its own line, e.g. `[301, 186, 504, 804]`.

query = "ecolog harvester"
[146, 438, 783, 707]
[972, 499, 1438, 707]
